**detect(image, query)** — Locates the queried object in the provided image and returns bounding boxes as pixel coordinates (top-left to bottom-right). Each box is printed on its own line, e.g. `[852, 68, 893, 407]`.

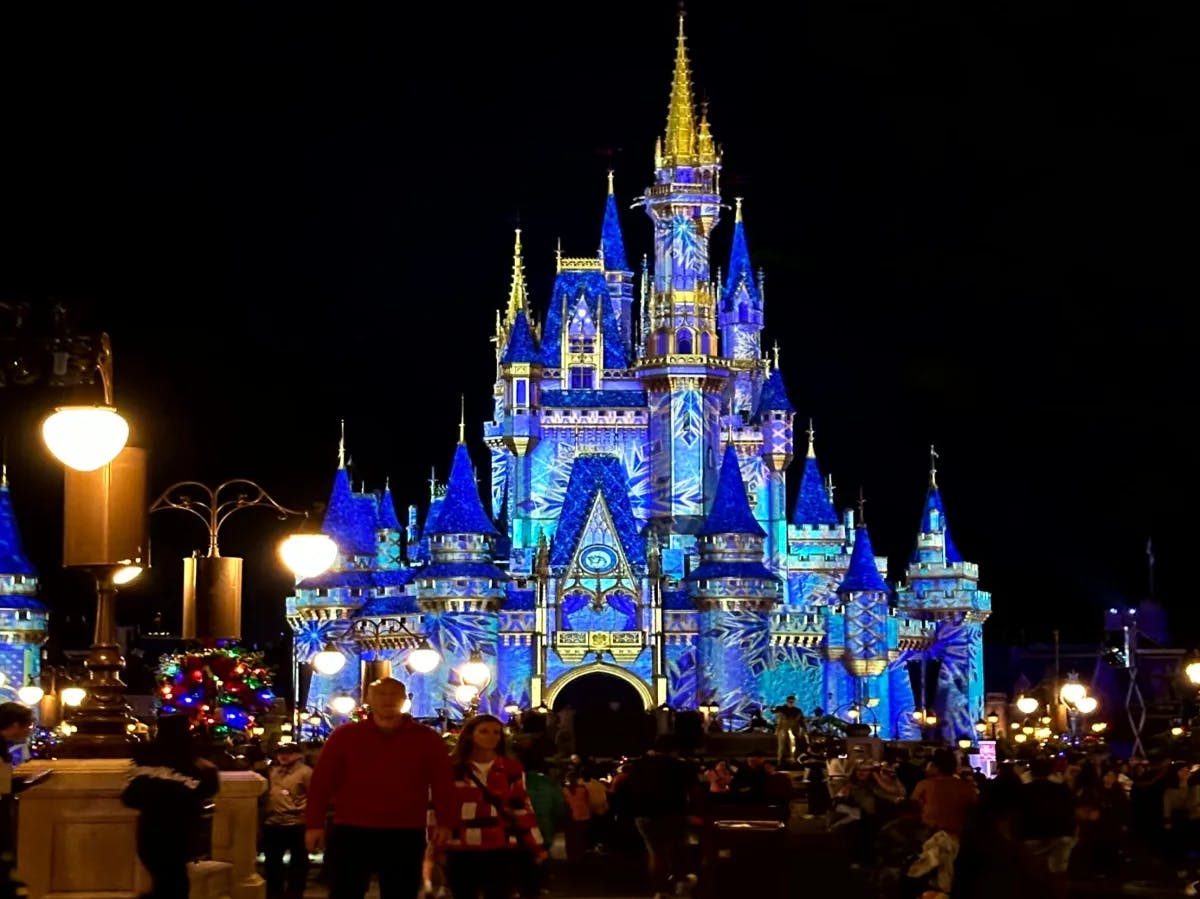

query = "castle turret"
[636, 13, 728, 527]
[376, 479, 402, 569]
[719, 199, 765, 417]
[687, 445, 781, 727]
[827, 502, 893, 729]
[753, 356, 795, 575]
[895, 447, 991, 741]
[0, 467, 47, 724]
[785, 421, 850, 609]
[498, 310, 543, 554]
[414, 437, 507, 717]
[601, 171, 635, 356]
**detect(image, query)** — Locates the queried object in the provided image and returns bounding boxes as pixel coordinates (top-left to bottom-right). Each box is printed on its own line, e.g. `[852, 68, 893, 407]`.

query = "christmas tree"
[156, 644, 275, 738]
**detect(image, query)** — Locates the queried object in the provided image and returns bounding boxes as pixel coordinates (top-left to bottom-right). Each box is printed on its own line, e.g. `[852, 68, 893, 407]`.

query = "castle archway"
[546, 663, 654, 758]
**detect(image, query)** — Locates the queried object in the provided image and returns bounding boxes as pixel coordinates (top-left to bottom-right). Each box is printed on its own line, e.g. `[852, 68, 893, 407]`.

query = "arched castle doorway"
[546, 664, 654, 758]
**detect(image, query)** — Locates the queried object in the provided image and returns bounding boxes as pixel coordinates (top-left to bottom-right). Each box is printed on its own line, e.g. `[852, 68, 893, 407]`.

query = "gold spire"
[825, 473, 836, 505]
[697, 99, 715, 162]
[555, 237, 563, 272]
[504, 228, 528, 327]
[458, 395, 466, 445]
[857, 487, 867, 526]
[663, 11, 697, 165]
[806, 418, 816, 459]
[338, 419, 346, 470]
[930, 444, 939, 488]
[735, 196, 743, 223]
[607, 169, 615, 195]
[428, 467, 438, 499]
[772, 340, 780, 371]
[1, 462, 6, 488]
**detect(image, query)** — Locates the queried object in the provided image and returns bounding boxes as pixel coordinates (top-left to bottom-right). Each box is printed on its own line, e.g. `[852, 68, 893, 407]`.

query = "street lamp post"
[150, 479, 335, 641]
[456, 647, 492, 719]
[349, 616, 441, 706]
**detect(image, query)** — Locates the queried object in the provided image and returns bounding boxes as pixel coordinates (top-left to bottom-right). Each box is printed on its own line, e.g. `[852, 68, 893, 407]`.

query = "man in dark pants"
[261, 744, 312, 899]
[305, 678, 458, 899]
[614, 734, 698, 899]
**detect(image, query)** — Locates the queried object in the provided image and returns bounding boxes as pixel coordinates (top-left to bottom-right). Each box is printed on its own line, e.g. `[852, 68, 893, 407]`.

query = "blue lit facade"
[0, 470, 48, 718]
[286, 17, 990, 741]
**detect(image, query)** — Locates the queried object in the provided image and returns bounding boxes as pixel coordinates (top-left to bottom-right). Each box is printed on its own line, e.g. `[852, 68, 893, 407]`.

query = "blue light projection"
[285, 14, 990, 741]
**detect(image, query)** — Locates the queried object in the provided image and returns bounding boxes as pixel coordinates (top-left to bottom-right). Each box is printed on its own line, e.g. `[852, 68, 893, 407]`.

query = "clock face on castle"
[579, 544, 617, 575]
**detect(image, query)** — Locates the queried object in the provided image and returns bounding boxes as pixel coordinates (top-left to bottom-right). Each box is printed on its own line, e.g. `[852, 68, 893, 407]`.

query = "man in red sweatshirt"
[305, 677, 458, 899]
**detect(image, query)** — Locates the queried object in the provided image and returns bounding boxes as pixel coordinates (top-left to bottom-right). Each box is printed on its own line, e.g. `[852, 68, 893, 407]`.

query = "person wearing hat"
[122, 714, 219, 899]
[261, 743, 312, 899]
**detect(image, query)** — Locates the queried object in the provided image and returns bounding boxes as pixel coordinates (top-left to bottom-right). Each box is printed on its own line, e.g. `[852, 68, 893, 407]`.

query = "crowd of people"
[16, 681, 1200, 899]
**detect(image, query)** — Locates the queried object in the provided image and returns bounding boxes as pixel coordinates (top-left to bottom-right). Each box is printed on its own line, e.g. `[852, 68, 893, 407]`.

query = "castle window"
[569, 366, 594, 389]
[700, 332, 711, 355]
[655, 330, 669, 356]
[515, 379, 528, 405]
[676, 328, 693, 354]
[738, 302, 749, 323]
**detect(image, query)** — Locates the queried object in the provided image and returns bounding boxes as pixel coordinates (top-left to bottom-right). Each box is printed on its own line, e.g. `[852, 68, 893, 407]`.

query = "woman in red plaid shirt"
[436, 714, 547, 899]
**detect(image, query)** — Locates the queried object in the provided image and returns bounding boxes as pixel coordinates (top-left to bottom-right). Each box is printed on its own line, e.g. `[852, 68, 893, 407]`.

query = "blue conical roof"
[792, 455, 839, 526]
[699, 445, 765, 537]
[378, 486, 402, 531]
[838, 526, 890, 593]
[914, 487, 963, 563]
[321, 468, 378, 555]
[426, 444, 498, 536]
[601, 191, 629, 272]
[754, 368, 795, 419]
[0, 482, 35, 576]
[501, 311, 540, 365]
[721, 219, 761, 310]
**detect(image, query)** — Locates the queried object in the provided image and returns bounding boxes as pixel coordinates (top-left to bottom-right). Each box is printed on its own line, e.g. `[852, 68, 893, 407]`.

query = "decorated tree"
[157, 644, 275, 738]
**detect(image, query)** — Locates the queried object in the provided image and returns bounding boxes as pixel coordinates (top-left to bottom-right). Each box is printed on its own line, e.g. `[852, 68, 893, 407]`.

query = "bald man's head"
[367, 677, 407, 730]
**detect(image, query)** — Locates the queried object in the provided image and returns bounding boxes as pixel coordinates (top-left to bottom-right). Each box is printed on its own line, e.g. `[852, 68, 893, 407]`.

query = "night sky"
[0, 2, 1193, 664]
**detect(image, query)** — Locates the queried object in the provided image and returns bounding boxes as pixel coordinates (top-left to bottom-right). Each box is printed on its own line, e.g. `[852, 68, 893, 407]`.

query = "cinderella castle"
[287, 15, 991, 742]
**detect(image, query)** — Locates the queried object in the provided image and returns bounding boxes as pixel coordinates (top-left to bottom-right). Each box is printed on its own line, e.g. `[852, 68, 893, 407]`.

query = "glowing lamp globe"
[1016, 695, 1040, 716]
[329, 694, 357, 717]
[1060, 675, 1087, 706]
[112, 563, 143, 585]
[460, 650, 491, 689]
[311, 642, 346, 676]
[42, 406, 129, 471]
[1014, 732, 1027, 743]
[1075, 695, 1098, 715]
[17, 677, 44, 706]
[406, 640, 441, 674]
[454, 684, 479, 705]
[61, 686, 87, 708]
[957, 738, 973, 750]
[280, 534, 338, 579]
[1186, 660, 1200, 686]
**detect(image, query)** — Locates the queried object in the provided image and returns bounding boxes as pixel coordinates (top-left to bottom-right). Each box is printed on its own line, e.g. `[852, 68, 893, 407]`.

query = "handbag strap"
[465, 767, 520, 827]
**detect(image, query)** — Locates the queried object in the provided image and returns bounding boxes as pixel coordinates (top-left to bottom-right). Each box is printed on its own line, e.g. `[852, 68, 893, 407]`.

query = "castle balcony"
[788, 523, 846, 543]
[894, 588, 992, 619]
[645, 182, 719, 200]
[905, 558, 981, 580]
[784, 553, 848, 571]
[484, 421, 504, 440]
[769, 610, 824, 649]
[553, 629, 644, 664]
[891, 612, 938, 653]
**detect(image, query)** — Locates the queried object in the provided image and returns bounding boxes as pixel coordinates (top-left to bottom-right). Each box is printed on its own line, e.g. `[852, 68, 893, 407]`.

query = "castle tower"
[414, 437, 507, 717]
[785, 421, 851, 609]
[376, 479, 403, 570]
[636, 13, 728, 527]
[895, 447, 991, 741]
[718, 199, 765, 417]
[828, 508, 893, 729]
[498, 308, 543, 555]
[601, 171, 635, 357]
[688, 445, 781, 727]
[753, 357, 795, 576]
[0, 467, 47, 719]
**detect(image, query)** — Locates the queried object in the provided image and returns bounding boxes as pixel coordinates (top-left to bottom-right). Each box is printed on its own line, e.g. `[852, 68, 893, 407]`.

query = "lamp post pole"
[150, 479, 314, 641]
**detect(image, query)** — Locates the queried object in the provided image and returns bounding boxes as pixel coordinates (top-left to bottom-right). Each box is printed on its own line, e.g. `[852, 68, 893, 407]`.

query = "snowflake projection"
[670, 388, 707, 515]
[929, 618, 984, 739]
[675, 389, 703, 448]
[614, 437, 652, 522]
[408, 610, 500, 717]
[496, 641, 533, 711]
[732, 328, 760, 360]
[759, 646, 824, 716]
[529, 438, 572, 525]
[489, 446, 508, 520]
[670, 214, 703, 288]
[887, 655, 922, 740]
[700, 609, 771, 729]
[292, 618, 337, 662]
[667, 643, 699, 708]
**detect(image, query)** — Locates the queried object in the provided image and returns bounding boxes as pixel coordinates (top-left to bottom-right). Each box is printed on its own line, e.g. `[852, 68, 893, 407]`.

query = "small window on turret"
[515, 379, 528, 405]
[677, 328, 693, 354]
[569, 366, 594, 389]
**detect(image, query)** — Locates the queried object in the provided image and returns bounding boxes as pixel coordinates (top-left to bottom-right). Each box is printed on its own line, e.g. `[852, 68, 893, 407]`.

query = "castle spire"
[338, 419, 346, 470]
[601, 172, 630, 272]
[722, 197, 761, 309]
[458, 395, 466, 445]
[806, 418, 815, 458]
[663, 10, 698, 166]
[0, 465, 36, 576]
[504, 228, 529, 328]
[699, 445, 765, 536]
[792, 422, 838, 527]
[929, 443, 939, 488]
[735, 196, 743, 223]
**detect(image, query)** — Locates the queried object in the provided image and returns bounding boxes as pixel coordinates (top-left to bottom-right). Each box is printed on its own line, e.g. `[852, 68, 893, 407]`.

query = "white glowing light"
[42, 406, 129, 471]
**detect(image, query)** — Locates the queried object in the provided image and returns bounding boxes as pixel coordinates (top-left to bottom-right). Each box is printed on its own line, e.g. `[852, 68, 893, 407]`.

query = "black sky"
[1, 2, 1195, 655]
